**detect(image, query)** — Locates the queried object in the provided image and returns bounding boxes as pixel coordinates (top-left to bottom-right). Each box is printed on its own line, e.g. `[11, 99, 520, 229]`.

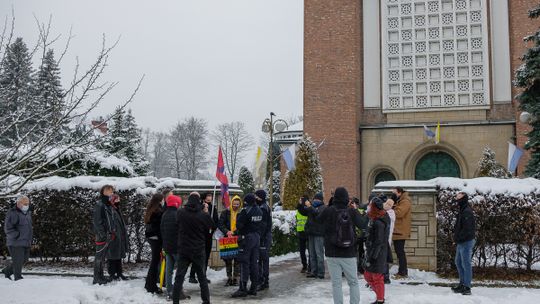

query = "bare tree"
[0, 14, 144, 196]
[212, 121, 254, 183]
[168, 122, 186, 179]
[151, 131, 171, 178]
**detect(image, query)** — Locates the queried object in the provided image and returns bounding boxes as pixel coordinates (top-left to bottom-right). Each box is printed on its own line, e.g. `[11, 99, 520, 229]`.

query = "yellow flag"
[435, 122, 441, 144]
[255, 146, 262, 167]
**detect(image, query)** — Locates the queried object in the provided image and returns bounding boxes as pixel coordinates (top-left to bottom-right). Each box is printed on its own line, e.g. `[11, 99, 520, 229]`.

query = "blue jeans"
[455, 239, 475, 288]
[166, 254, 179, 297]
[308, 235, 325, 278]
[327, 257, 360, 304]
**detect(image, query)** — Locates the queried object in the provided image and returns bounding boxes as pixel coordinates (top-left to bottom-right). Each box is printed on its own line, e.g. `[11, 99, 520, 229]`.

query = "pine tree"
[265, 169, 281, 205]
[514, 4, 540, 178]
[281, 135, 323, 210]
[477, 146, 511, 178]
[238, 166, 255, 194]
[0, 37, 36, 146]
[106, 106, 127, 155]
[124, 109, 149, 175]
[34, 49, 67, 140]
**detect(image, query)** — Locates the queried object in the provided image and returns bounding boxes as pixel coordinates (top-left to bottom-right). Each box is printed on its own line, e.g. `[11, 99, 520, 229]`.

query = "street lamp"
[520, 111, 536, 124]
[262, 112, 288, 208]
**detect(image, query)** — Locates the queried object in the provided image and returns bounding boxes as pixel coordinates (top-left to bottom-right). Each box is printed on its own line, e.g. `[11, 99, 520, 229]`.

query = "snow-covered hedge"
[0, 176, 297, 261]
[270, 211, 298, 256]
[434, 177, 540, 272]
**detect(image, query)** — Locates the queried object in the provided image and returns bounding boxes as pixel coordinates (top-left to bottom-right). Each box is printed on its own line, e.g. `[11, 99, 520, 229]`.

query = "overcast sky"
[1, 0, 303, 172]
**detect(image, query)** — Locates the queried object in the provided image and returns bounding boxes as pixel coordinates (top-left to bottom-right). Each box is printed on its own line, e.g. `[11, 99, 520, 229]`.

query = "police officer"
[232, 193, 263, 298]
[255, 189, 272, 291]
[295, 200, 309, 273]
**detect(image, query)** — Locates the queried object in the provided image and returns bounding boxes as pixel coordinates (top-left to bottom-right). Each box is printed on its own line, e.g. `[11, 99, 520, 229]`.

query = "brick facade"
[304, 0, 363, 198]
[509, 0, 540, 174]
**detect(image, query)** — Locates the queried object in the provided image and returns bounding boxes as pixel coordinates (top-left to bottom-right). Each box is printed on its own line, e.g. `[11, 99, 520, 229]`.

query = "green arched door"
[415, 152, 460, 180]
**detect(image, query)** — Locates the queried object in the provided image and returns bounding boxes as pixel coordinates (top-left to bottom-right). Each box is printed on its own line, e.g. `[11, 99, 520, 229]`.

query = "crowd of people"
[1, 184, 476, 304]
[295, 186, 476, 304]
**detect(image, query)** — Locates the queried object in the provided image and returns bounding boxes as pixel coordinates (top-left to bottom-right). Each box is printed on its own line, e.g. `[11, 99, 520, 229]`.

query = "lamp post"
[262, 112, 288, 208]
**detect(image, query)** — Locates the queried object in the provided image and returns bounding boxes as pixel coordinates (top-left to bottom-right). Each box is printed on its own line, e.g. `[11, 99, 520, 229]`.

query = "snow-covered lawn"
[2, 254, 540, 304]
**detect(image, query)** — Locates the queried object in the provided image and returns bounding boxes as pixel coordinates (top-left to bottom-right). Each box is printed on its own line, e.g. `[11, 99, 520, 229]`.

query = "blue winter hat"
[255, 190, 267, 202]
[244, 193, 257, 206]
[314, 192, 324, 201]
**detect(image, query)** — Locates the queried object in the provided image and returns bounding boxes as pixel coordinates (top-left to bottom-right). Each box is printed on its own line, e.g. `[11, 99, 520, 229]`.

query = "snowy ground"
[2, 254, 540, 304]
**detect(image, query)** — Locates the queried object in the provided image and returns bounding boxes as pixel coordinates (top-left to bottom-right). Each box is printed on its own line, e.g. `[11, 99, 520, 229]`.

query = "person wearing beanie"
[232, 193, 263, 298]
[160, 194, 182, 299]
[189, 192, 218, 284]
[218, 195, 243, 286]
[299, 192, 326, 279]
[364, 196, 392, 304]
[315, 187, 366, 304]
[254, 189, 272, 291]
[171, 194, 216, 304]
[351, 197, 369, 274]
[451, 192, 476, 296]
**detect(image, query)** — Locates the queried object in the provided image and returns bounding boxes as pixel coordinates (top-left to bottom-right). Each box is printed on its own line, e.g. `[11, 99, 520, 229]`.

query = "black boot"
[257, 280, 269, 291]
[301, 266, 307, 273]
[225, 278, 233, 287]
[232, 277, 239, 286]
[247, 283, 257, 296]
[461, 286, 472, 295]
[231, 281, 248, 298]
[451, 284, 464, 293]
[2, 267, 12, 280]
[188, 276, 198, 284]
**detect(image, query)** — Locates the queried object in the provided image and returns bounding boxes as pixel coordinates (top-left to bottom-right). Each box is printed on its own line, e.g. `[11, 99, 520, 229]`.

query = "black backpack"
[335, 208, 355, 248]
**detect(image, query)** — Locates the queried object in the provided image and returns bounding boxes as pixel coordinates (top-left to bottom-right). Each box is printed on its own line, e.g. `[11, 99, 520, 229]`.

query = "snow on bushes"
[433, 178, 540, 272]
[0, 175, 296, 261]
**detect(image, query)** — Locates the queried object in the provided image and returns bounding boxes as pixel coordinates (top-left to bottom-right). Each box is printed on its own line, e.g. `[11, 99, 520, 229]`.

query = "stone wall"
[373, 184, 438, 272]
[403, 191, 437, 272]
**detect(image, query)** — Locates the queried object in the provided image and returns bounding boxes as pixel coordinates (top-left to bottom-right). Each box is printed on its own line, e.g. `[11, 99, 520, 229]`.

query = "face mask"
[21, 205, 29, 213]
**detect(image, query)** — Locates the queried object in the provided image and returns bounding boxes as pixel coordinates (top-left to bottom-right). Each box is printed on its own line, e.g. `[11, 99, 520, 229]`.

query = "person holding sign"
[218, 195, 243, 286]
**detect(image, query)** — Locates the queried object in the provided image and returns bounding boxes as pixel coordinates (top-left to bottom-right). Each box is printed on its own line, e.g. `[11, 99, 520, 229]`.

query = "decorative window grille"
[382, 0, 490, 111]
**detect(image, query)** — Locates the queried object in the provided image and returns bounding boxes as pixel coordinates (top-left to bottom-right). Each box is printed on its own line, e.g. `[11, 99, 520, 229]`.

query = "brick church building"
[303, 0, 539, 200]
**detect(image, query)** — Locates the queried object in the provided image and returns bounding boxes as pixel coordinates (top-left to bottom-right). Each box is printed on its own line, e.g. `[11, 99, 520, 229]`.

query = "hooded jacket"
[297, 199, 326, 236]
[365, 212, 391, 274]
[454, 194, 476, 244]
[176, 194, 216, 257]
[218, 195, 243, 235]
[255, 190, 272, 239]
[317, 187, 367, 258]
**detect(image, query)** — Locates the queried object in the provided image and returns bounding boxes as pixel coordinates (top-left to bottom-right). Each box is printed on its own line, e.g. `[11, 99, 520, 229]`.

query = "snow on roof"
[375, 177, 540, 195]
[287, 121, 303, 132]
[23, 176, 240, 195]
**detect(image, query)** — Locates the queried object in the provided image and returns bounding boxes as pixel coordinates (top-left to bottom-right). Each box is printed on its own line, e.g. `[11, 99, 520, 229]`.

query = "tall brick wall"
[509, 0, 540, 175]
[304, 0, 362, 197]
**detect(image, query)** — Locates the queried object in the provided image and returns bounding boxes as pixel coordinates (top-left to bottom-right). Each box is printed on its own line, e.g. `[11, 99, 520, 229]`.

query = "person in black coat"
[451, 192, 476, 296]
[172, 193, 216, 304]
[189, 192, 219, 284]
[144, 193, 164, 293]
[161, 194, 182, 299]
[299, 192, 326, 279]
[92, 185, 116, 285]
[364, 196, 391, 304]
[232, 193, 263, 298]
[106, 194, 129, 281]
[255, 189, 272, 291]
[316, 187, 367, 304]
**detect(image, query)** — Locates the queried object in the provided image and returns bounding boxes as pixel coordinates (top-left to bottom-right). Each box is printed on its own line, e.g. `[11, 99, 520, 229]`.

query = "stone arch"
[367, 165, 400, 189]
[403, 141, 469, 180]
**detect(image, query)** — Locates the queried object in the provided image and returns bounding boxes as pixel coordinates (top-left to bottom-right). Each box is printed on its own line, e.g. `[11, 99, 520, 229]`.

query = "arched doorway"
[415, 152, 461, 180]
[374, 170, 397, 185]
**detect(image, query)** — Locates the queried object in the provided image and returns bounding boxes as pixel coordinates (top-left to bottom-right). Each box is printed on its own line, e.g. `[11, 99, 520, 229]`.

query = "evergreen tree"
[477, 146, 511, 178]
[265, 169, 281, 205]
[514, 4, 540, 178]
[124, 109, 149, 175]
[0, 37, 36, 146]
[238, 166, 255, 194]
[104, 108, 148, 175]
[34, 49, 67, 140]
[281, 135, 323, 210]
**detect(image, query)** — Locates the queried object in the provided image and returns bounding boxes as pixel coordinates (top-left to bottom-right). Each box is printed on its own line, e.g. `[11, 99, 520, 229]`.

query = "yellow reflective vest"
[296, 211, 308, 232]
